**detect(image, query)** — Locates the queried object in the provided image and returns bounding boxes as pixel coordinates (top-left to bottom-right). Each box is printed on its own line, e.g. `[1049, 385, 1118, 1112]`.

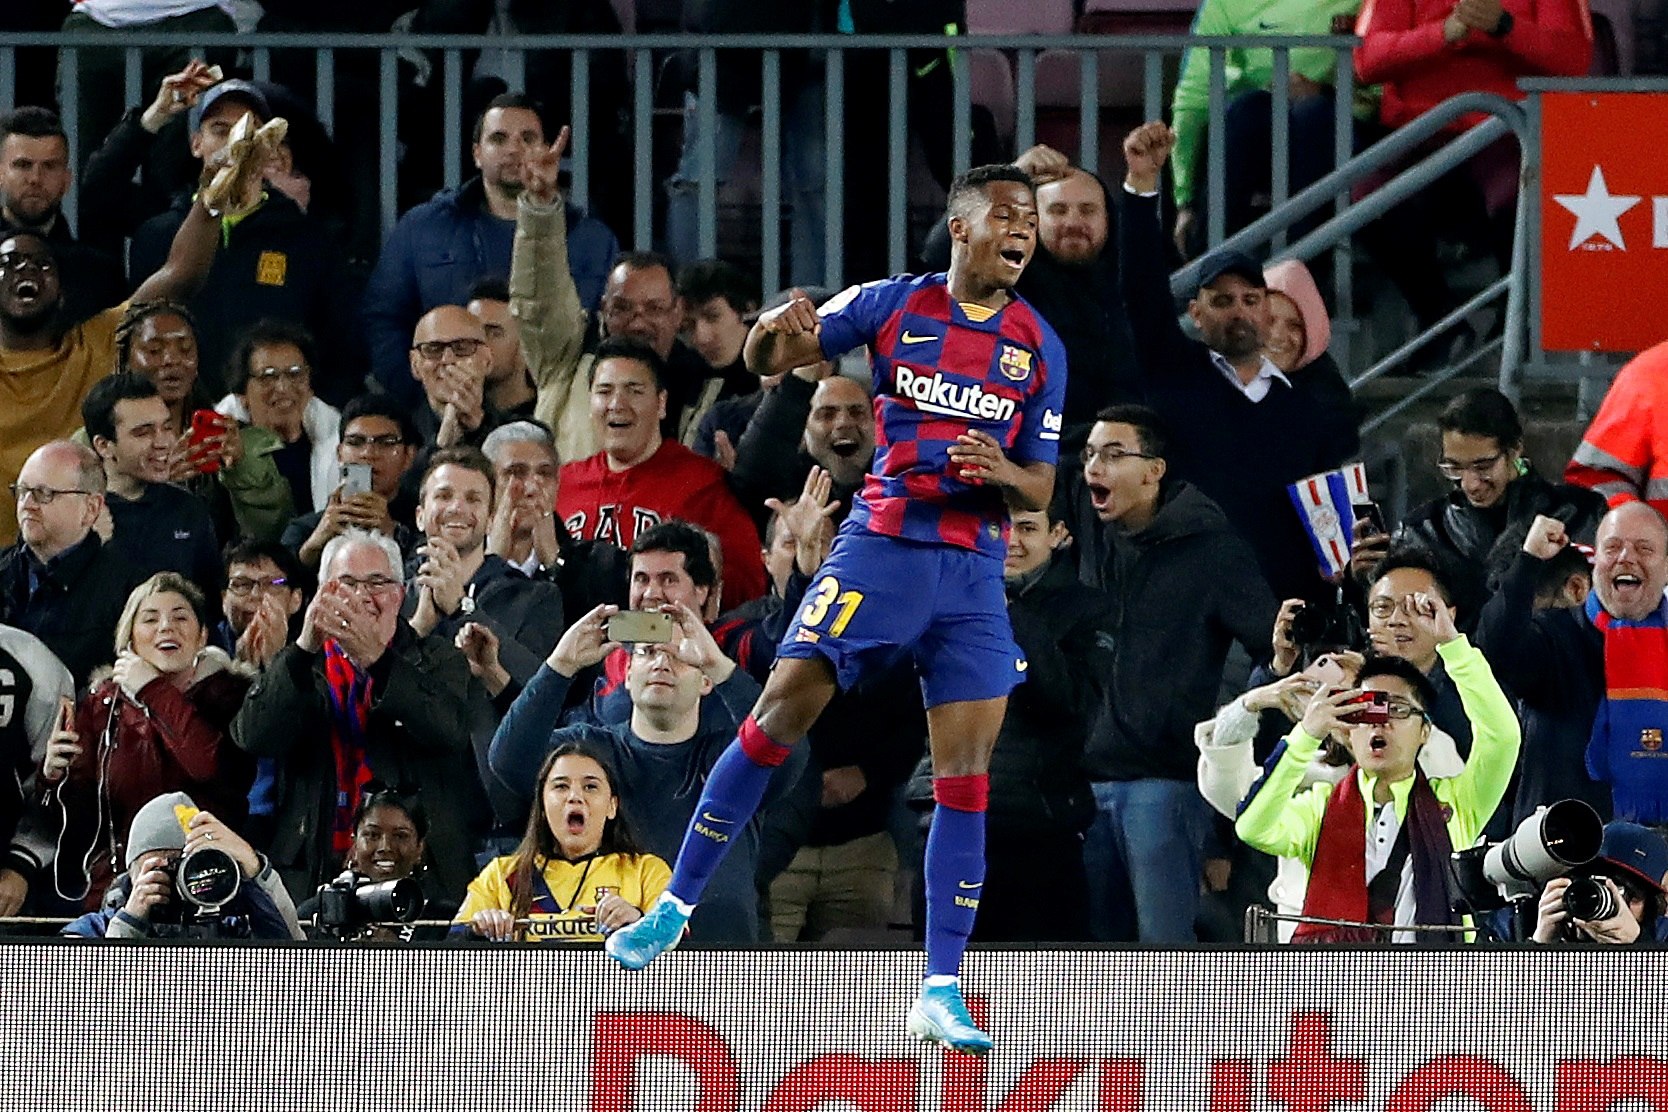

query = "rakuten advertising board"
[4, 944, 1661, 1110]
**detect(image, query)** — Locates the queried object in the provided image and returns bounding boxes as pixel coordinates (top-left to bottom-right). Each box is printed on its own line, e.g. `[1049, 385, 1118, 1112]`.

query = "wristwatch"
[1489, 10, 1514, 36]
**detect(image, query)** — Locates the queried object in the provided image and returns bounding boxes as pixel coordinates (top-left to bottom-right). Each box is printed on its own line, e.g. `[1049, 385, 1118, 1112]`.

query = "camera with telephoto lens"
[1562, 875, 1620, 922]
[1450, 800, 1604, 939]
[156, 844, 242, 919]
[314, 869, 423, 937]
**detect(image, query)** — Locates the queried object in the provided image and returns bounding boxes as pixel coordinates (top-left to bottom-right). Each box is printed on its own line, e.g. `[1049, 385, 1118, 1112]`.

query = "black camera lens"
[176, 845, 241, 911]
[1563, 876, 1618, 922]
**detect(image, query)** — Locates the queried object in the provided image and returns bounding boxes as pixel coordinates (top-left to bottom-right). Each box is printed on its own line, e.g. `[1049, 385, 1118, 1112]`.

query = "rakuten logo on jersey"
[894, 366, 1017, 422]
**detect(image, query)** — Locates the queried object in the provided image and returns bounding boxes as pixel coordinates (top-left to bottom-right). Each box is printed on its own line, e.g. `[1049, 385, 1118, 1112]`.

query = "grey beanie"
[125, 791, 197, 871]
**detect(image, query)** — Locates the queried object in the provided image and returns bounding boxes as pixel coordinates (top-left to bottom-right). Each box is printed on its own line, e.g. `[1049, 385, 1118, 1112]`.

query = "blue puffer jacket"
[362, 176, 619, 406]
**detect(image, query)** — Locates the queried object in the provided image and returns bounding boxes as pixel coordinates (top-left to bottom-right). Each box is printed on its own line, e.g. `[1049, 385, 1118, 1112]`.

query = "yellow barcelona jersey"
[454, 852, 671, 943]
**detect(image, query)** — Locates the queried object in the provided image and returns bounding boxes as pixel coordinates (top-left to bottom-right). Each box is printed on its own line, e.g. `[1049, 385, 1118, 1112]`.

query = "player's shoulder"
[1001, 290, 1065, 349]
[821, 272, 946, 317]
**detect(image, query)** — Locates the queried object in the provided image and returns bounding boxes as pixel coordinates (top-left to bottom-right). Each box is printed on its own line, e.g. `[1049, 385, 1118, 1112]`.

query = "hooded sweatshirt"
[1080, 480, 1279, 781]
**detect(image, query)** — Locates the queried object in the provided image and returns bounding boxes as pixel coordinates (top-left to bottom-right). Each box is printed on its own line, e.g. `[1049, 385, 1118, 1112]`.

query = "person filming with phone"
[1236, 592, 1521, 944]
[489, 599, 803, 942]
[285, 395, 420, 571]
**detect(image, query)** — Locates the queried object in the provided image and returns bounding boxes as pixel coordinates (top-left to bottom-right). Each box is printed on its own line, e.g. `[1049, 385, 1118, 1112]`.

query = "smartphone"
[1340, 690, 1390, 725]
[606, 611, 675, 644]
[188, 409, 225, 474]
[1356, 501, 1387, 537]
[341, 462, 374, 498]
[57, 695, 74, 734]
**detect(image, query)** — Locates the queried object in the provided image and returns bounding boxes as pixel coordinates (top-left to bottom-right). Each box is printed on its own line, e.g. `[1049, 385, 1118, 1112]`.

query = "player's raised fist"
[1122, 122, 1177, 194]
[757, 288, 821, 336]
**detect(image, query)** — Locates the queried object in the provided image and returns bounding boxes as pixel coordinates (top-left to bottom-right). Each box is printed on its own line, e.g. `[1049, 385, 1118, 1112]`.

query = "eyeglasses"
[249, 364, 309, 385]
[1437, 453, 1504, 481]
[1346, 698, 1428, 724]
[333, 574, 402, 595]
[341, 434, 406, 452]
[411, 338, 486, 360]
[1367, 597, 1434, 620]
[9, 483, 91, 505]
[0, 252, 55, 274]
[226, 575, 290, 596]
[1081, 445, 1154, 467]
[602, 299, 677, 322]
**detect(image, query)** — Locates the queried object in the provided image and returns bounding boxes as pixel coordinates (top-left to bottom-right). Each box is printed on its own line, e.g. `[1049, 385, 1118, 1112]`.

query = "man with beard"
[403, 448, 565, 690]
[364, 95, 620, 409]
[1117, 122, 1357, 602]
[0, 108, 124, 327]
[0, 163, 228, 545]
[921, 144, 1140, 434]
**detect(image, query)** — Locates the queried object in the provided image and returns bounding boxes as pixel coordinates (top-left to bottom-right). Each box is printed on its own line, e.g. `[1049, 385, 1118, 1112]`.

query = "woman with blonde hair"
[48, 572, 255, 906]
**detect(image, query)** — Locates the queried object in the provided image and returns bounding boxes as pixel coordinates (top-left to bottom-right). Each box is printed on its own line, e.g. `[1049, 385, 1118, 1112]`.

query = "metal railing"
[0, 30, 1359, 294]
[1172, 90, 1532, 423]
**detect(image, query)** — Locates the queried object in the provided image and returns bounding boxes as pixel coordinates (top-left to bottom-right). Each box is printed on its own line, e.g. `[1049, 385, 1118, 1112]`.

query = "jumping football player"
[606, 165, 1066, 1056]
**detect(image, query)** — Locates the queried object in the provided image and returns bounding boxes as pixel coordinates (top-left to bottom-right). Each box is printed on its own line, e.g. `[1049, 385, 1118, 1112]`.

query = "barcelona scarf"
[1295, 768, 1458, 945]
[1584, 593, 1668, 823]
[323, 640, 376, 856]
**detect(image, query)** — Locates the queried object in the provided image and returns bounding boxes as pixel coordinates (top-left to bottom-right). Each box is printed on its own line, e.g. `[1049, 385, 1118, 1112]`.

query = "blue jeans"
[664, 84, 827, 287]
[1083, 779, 1212, 943]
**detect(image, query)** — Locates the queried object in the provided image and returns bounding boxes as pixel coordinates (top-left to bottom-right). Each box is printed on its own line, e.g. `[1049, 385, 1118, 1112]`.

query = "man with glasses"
[232, 526, 477, 902]
[1365, 548, 1481, 757]
[0, 141, 233, 546]
[1071, 404, 1276, 945]
[0, 441, 146, 686]
[216, 539, 309, 670]
[362, 94, 620, 410]
[403, 305, 508, 502]
[1357, 388, 1604, 625]
[286, 396, 419, 571]
[1237, 604, 1520, 945]
[596, 252, 719, 444]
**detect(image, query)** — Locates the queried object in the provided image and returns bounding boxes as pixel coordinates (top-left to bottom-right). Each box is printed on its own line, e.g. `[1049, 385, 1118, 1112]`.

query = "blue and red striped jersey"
[816, 273, 1067, 560]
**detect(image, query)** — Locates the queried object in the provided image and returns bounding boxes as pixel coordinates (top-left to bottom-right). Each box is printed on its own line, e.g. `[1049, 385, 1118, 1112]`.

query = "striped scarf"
[1585, 593, 1668, 823]
[323, 641, 375, 857]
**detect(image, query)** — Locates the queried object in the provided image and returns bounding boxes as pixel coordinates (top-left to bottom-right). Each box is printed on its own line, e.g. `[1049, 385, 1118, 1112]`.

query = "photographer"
[296, 788, 453, 940]
[1236, 595, 1521, 944]
[1531, 822, 1668, 945]
[63, 791, 303, 939]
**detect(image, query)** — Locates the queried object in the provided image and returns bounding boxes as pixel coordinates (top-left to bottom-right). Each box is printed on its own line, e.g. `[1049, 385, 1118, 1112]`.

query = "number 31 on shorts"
[800, 575, 865, 637]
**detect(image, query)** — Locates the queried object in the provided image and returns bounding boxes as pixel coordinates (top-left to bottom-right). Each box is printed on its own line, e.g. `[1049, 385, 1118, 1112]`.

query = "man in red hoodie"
[557, 336, 766, 608]
[1354, 0, 1591, 340]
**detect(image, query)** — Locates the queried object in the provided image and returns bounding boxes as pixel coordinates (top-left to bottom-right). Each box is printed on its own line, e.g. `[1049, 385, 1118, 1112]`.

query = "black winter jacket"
[1078, 480, 1277, 781]
[230, 625, 477, 903]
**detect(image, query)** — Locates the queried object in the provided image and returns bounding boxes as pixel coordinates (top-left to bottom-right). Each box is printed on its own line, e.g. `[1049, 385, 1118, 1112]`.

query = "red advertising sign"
[1539, 92, 1668, 352]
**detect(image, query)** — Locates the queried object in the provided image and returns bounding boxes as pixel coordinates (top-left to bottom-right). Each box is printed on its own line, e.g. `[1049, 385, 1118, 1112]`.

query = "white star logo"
[1553, 165, 1641, 251]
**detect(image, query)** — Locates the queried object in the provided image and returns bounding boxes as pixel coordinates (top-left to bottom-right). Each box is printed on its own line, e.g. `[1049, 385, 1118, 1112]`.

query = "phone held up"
[607, 611, 675, 645]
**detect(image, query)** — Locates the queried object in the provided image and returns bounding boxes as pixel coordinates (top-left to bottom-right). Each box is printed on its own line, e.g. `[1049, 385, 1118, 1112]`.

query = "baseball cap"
[125, 791, 198, 871]
[1593, 821, 1668, 895]
[188, 80, 271, 135]
[1194, 249, 1267, 295]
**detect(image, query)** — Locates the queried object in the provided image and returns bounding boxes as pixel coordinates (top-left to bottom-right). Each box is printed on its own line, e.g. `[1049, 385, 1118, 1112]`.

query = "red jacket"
[556, 440, 767, 608]
[1567, 341, 1668, 516]
[56, 654, 254, 905]
[1355, 0, 1591, 129]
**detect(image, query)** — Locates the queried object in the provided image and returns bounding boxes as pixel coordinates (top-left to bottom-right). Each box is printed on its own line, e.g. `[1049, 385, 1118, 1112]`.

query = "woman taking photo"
[49, 573, 254, 907]
[456, 742, 669, 943]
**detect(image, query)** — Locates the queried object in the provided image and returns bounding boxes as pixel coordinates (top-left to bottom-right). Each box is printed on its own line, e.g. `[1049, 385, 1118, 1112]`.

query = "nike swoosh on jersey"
[958, 880, 983, 890]
[700, 811, 735, 825]
[900, 331, 938, 344]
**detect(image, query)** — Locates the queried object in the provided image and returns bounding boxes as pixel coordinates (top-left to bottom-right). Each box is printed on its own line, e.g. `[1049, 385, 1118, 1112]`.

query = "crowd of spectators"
[0, 14, 1660, 951]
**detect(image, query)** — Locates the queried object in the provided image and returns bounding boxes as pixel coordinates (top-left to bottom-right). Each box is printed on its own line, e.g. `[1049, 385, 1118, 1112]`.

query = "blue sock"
[923, 774, 989, 979]
[666, 716, 790, 905]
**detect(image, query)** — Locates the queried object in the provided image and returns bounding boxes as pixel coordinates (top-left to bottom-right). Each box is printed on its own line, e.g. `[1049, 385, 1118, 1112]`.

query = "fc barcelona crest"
[997, 345, 1032, 382]
[1643, 728, 1663, 752]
